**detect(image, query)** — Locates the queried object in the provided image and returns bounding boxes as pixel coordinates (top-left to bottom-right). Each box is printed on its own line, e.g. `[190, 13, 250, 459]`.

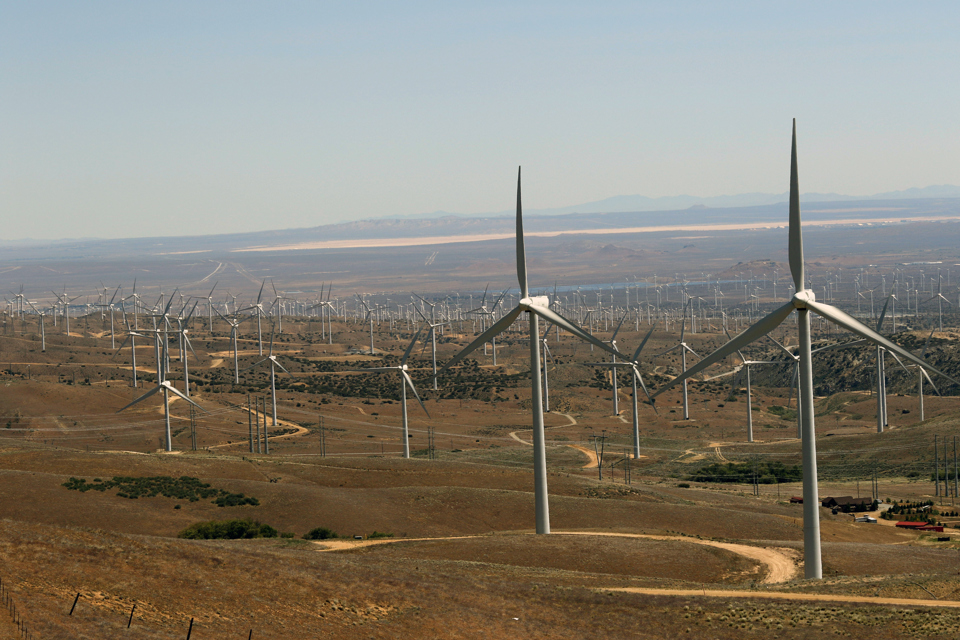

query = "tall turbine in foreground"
[437, 168, 626, 534]
[651, 120, 958, 579]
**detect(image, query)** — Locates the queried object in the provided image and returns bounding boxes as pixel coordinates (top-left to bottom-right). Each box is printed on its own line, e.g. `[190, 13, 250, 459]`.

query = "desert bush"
[688, 461, 801, 484]
[178, 519, 278, 540]
[368, 531, 394, 539]
[303, 527, 339, 540]
[63, 475, 259, 507]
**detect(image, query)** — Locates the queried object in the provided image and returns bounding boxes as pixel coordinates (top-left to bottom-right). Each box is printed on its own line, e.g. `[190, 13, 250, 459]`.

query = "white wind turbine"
[214, 308, 246, 383]
[239, 281, 269, 355]
[587, 323, 659, 458]
[242, 326, 290, 428]
[117, 335, 205, 452]
[651, 120, 958, 579]
[26, 301, 48, 352]
[350, 327, 430, 458]
[654, 299, 700, 420]
[923, 273, 951, 332]
[914, 328, 940, 422]
[413, 304, 449, 390]
[436, 167, 626, 535]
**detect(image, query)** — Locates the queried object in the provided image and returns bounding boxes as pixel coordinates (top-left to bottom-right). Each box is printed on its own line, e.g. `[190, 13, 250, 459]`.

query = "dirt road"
[555, 532, 798, 584]
[314, 530, 797, 584]
[606, 587, 960, 609]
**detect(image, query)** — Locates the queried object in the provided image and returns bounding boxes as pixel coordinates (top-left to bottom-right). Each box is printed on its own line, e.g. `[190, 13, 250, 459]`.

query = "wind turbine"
[242, 326, 289, 428]
[587, 323, 659, 458]
[651, 120, 958, 579]
[239, 280, 269, 355]
[214, 308, 246, 383]
[205, 282, 218, 332]
[413, 304, 449, 390]
[26, 301, 47, 352]
[117, 335, 205, 452]
[350, 327, 430, 458]
[914, 328, 940, 422]
[923, 273, 952, 332]
[436, 167, 626, 535]
[716, 331, 790, 443]
[655, 299, 700, 420]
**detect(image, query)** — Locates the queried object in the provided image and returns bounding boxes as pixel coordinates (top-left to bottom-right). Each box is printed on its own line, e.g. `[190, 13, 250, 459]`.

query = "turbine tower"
[651, 120, 958, 579]
[436, 167, 626, 535]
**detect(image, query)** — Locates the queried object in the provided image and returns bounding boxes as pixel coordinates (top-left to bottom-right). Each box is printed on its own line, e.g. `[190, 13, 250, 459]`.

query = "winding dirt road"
[313, 530, 798, 584]
[605, 587, 960, 609]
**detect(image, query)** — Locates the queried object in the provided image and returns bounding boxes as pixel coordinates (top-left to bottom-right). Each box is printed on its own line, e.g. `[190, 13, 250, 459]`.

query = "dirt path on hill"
[555, 532, 798, 584]
[208, 358, 223, 368]
[208, 407, 309, 449]
[605, 587, 960, 608]
[567, 445, 599, 468]
[314, 530, 797, 584]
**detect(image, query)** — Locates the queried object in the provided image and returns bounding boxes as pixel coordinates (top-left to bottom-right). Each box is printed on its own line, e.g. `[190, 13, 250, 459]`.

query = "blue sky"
[2, 2, 958, 239]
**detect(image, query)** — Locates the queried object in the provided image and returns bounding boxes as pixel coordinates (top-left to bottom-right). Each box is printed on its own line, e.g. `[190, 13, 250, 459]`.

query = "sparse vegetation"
[303, 526, 340, 540]
[63, 475, 259, 507]
[178, 518, 278, 539]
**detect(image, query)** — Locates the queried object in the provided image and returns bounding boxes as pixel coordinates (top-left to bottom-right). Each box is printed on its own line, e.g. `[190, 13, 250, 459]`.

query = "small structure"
[821, 496, 873, 513]
[854, 516, 877, 524]
[790, 496, 803, 504]
[895, 521, 943, 532]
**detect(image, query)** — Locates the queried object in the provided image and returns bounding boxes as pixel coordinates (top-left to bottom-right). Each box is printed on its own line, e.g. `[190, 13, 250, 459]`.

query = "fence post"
[186, 617, 194, 640]
[69, 592, 80, 615]
[127, 603, 136, 628]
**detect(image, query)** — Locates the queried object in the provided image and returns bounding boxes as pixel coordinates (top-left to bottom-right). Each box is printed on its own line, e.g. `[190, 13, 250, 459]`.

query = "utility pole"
[190, 404, 197, 451]
[592, 433, 607, 481]
[248, 393, 254, 453]
[954, 435, 958, 504]
[319, 414, 325, 458]
[262, 396, 270, 454]
[936, 435, 940, 498]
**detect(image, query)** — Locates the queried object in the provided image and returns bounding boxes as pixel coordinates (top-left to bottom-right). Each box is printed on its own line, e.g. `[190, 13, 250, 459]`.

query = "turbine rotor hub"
[792, 289, 816, 308]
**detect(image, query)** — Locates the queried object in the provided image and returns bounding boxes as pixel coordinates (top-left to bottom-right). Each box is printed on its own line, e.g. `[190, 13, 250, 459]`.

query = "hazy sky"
[2, 2, 959, 240]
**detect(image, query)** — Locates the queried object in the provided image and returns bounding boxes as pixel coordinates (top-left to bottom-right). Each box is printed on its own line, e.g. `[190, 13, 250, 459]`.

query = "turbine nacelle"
[519, 296, 550, 308]
[792, 290, 816, 308]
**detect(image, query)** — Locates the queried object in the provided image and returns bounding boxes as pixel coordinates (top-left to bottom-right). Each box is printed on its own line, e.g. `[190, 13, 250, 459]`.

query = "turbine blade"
[257, 280, 265, 304]
[402, 326, 425, 366]
[921, 327, 936, 358]
[435, 307, 523, 377]
[402, 370, 430, 418]
[788, 119, 804, 292]
[515, 167, 528, 298]
[886, 350, 910, 375]
[651, 300, 796, 399]
[165, 383, 207, 412]
[116, 384, 163, 412]
[633, 367, 658, 415]
[806, 299, 960, 387]
[876, 294, 892, 332]
[811, 339, 866, 354]
[528, 304, 627, 359]
[922, 368, 941, 396]
[631, 321, 658, 362]
[240, 359, 269, 373]
[611, 310, 628, 342]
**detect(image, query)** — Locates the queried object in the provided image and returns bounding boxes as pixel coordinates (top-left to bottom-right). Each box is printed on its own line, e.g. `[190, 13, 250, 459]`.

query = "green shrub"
[677, 483, 690, 488]
[178, 519, 278, 540]
[63, 476, 258, 507]
[303, 527, 339, 540]
[368, 531, 394, 539]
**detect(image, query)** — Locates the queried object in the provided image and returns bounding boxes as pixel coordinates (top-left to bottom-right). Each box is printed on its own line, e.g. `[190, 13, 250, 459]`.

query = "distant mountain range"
[392, 185, 960, 220]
